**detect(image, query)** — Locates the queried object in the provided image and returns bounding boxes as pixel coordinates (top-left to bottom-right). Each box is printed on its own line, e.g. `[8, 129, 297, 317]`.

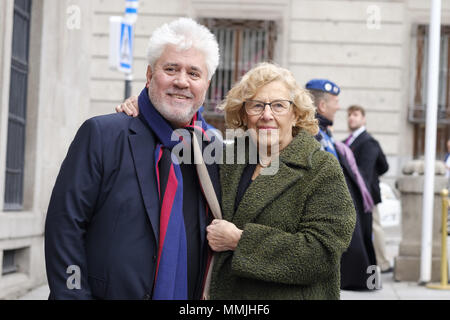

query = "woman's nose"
[261, 104, 274, 120]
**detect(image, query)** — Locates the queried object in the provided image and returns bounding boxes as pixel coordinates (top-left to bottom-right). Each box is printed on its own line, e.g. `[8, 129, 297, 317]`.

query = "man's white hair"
[147, 18, 219, 80]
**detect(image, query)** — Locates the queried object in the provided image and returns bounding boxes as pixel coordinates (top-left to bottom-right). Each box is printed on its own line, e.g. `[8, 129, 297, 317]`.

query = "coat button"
[143, 293, 151, 300]
[153, 255, 157, 262]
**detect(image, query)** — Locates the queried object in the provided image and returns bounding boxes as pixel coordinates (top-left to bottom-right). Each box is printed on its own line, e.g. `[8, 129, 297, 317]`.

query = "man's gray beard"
[148, 83, 202, 126]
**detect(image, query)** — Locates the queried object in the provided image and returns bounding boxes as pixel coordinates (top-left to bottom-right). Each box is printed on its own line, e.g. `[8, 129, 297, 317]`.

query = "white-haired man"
[45, 18, 221, 300]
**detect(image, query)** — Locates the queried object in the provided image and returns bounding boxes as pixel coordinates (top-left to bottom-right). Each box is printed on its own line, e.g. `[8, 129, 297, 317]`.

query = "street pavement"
[341, 225, 450, 300]
[341, 271, 450, 300]
[17, 284, 49, 300]
[15, 226, 450, 300]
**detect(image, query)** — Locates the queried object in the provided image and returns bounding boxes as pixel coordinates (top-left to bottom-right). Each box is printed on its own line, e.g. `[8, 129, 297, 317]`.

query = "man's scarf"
[138, 88, 209, 300]
[315, 113, 374, 213]
[315, 114, 339, 159]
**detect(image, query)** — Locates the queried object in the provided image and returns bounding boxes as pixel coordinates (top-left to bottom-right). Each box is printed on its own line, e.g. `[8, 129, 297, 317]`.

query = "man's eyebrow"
[162, 63, 179, 68]
[162, 63, 203, 73]
[190, 66, 203, 73]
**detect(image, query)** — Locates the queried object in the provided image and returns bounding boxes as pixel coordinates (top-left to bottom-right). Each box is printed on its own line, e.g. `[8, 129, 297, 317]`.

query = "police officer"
[306, 79, 377, 290]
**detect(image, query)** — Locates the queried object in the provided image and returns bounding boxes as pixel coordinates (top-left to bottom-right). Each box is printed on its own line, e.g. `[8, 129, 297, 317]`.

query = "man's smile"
[166, 91, 194, 100]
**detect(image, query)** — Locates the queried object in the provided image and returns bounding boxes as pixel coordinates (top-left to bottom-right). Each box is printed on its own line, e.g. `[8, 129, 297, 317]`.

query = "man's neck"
[316, 113, 333, 130]
[170, 120, 190, 129]
[351, 126, 366, 139]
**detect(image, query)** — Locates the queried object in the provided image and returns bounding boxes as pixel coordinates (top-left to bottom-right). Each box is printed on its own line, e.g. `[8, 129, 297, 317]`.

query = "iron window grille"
[4, 0, 31, 211]
[200, 18, 277, 132]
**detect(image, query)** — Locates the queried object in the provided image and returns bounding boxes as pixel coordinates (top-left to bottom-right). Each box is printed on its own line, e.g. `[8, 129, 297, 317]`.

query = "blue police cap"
[305, 79, 340, 95]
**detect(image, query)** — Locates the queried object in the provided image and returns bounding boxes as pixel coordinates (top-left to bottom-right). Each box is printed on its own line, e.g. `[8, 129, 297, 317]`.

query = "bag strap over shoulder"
[191, 129, 222, 300]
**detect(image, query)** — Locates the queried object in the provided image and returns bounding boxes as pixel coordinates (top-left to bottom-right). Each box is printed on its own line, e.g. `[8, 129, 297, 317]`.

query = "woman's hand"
[206, 219, 243, 252]
[115, 95, 139, 117]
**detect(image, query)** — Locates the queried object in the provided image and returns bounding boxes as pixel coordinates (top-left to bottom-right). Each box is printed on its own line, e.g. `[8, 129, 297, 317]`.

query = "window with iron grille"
[2, 249, 18, 275]
[201, 18, 277, 132]
[2, 247, 29, 275]
[410, 25, 450, 159]
[4, 0, 31, 211]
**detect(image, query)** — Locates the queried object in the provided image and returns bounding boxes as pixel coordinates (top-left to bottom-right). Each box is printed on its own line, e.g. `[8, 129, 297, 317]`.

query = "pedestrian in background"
[346, 105, 391, 273]
[306, 79, 377, 290]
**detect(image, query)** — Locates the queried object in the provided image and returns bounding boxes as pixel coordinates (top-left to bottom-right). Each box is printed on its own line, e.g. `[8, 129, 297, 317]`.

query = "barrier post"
[427, 189, 450, 289]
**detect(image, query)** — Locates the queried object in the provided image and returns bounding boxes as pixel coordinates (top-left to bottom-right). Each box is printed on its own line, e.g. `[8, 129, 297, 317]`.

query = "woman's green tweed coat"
[210, 130, 356, 300]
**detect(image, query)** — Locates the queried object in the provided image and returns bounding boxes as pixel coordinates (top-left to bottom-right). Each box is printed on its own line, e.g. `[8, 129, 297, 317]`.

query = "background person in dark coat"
[306, 79, 377, 290]
[45, 18, 221, 300]
[346, 105, 391, 273]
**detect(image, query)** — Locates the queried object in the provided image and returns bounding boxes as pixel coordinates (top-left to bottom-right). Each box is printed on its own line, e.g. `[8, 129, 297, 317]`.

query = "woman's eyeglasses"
[244, 100, 293, 116]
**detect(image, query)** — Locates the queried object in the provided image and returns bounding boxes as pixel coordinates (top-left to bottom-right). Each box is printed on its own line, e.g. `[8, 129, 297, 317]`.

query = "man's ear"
[317, 99, 327, 114]
[145, 65, 152, 88]
[205, 79, 211, 91]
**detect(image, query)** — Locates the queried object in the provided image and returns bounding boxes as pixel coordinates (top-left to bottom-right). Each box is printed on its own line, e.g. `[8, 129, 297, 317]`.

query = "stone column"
[394, 160, 448, 282]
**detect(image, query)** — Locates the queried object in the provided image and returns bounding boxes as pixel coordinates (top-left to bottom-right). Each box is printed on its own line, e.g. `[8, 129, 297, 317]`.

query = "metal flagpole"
[420, 0, 441, 284]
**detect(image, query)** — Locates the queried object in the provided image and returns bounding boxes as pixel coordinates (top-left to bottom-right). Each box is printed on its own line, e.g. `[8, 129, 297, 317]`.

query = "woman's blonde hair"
[220, 62, 318, 136]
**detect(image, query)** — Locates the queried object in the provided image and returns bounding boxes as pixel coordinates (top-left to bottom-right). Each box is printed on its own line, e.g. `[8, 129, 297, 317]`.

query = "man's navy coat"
[44, 113, 220, 299]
